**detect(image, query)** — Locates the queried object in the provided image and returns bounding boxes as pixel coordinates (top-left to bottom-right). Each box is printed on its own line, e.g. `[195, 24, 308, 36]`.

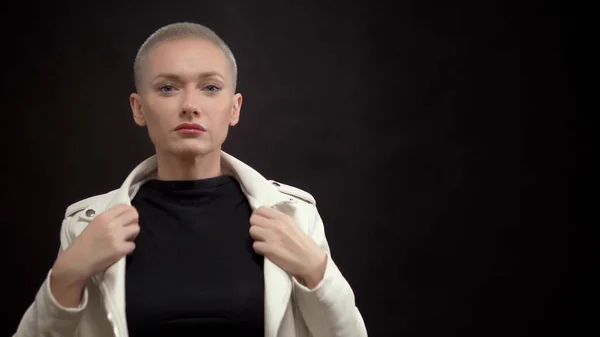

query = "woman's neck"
[155, 150, 223, 181]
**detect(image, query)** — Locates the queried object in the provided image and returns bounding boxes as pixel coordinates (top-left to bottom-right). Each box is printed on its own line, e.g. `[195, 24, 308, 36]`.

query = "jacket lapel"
[101, 155, 158, 336]
[220, 151, 295, 337]
[96, 151, 294, 337]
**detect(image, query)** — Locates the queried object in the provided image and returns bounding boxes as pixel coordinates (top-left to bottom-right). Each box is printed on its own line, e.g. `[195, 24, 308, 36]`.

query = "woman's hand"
[50, 203, 140, 307]
[249, 206, 327, 289]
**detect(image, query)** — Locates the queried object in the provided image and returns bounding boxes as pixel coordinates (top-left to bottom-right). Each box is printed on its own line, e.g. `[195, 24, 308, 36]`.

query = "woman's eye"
[158, 85, 176, 93]
[204, 85, 220, 93]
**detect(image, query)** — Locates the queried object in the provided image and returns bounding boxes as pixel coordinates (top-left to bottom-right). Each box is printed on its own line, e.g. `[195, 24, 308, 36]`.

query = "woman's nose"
[180, 92, 200, 116]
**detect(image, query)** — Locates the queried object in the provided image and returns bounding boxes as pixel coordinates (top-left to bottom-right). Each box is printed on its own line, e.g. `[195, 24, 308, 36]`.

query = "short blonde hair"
[133, 22, 238, 92]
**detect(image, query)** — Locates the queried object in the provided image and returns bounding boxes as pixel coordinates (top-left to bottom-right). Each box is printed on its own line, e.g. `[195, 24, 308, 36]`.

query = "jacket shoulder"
[269, 180, 316, 205]
[64, 190, 117, 218]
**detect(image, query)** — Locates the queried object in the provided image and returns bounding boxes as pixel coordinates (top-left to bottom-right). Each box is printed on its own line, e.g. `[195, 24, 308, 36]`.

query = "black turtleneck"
[125, 175, 264, 337]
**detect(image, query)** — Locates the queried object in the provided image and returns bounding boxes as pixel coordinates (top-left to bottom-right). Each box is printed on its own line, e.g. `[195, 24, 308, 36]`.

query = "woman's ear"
[130, 93, 147, 126]
[229, 93, 243, 127]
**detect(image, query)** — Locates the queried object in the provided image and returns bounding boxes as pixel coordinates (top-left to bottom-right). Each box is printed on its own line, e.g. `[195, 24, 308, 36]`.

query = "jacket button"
[85, 209, 96, 217]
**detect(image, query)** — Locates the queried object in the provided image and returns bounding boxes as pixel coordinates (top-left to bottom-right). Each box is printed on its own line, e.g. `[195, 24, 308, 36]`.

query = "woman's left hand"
[249, 206, 327, 289]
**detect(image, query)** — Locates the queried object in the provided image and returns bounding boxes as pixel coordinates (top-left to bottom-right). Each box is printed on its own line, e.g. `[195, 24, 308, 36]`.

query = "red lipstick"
[174, 123, 206, 134]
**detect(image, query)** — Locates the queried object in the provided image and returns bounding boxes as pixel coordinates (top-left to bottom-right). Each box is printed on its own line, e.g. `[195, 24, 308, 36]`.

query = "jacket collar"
[90, 150, 294, 337]
[107, 150, 290, 209]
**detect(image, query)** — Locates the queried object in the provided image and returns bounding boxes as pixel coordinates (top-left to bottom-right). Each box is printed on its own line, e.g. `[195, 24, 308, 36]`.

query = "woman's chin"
[167, 143, 217, 158]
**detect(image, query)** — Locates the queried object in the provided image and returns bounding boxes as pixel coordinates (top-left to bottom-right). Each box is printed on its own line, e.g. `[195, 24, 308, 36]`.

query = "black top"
[125, 175, 264, 337]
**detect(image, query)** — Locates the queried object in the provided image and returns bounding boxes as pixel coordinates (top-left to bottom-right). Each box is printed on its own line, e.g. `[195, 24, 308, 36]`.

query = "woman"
[14, 22, 367, 337]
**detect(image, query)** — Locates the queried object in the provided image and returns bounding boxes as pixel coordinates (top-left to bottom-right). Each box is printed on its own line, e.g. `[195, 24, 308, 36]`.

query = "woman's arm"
[13, 237, 90, 337]
[292, 206, 368, 337]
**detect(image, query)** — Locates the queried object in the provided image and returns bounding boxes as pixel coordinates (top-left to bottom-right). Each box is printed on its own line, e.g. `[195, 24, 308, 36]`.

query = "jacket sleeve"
[291, 205, 368, 337]
[13, 218, 89, 337]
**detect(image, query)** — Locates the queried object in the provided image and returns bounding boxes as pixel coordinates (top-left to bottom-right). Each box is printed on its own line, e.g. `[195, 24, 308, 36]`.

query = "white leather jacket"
[13, 151, 368, 337]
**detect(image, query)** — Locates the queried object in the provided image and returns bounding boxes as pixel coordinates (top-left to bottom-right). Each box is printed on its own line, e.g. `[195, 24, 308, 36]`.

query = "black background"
[1, 1, 576, 336]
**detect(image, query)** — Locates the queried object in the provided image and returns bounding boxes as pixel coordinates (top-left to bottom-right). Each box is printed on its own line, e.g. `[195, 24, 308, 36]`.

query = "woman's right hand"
[49, 203, 140, 307]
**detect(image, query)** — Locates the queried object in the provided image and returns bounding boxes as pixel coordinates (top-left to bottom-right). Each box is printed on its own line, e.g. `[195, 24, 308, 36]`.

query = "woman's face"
[130, 38, 242, 159]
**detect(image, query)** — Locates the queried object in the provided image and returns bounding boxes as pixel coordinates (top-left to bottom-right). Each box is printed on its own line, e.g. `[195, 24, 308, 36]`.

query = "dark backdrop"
[0, 1, 575, 336]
